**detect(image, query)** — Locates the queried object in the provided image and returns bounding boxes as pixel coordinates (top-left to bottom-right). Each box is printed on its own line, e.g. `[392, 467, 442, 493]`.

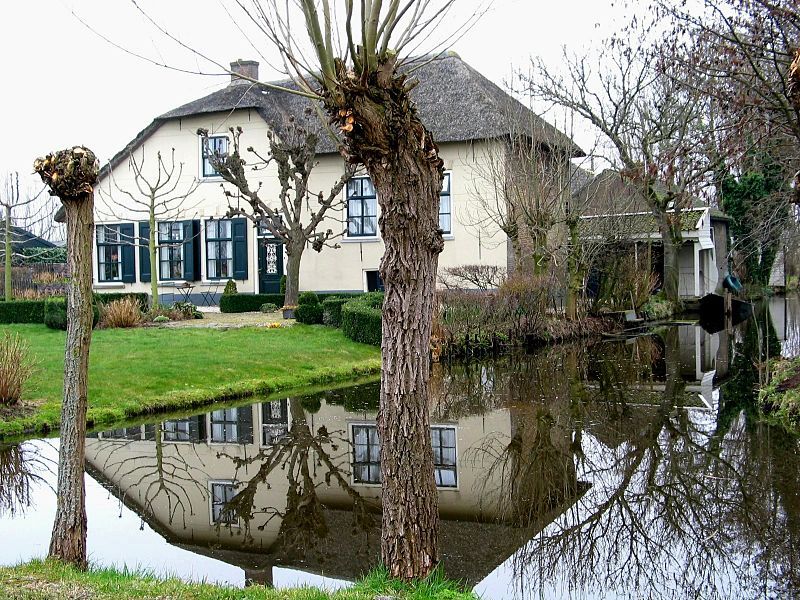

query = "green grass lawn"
[0, 561, 477, 600]
[0, 324, 380, 438]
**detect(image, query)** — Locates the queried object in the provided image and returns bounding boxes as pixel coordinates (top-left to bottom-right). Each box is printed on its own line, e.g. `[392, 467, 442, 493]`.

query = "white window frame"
[208, 480, 240, 527]
[200, 135, 229, 180]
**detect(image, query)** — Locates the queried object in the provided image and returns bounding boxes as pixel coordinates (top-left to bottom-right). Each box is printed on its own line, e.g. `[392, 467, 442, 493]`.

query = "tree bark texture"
[149, 211, 158, 308]
[325, 64, 444, 580]
[34, 147, 98, 570]
[284, 238, 304, 306]
[658, 217, 681, 307]
[48, 192, 94, 568]
[565, 219, 581, 320]
[4, 208, 11, 302]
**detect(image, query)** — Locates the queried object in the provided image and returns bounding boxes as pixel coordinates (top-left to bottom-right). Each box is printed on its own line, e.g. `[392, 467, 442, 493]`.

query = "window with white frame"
[158, 222, 184, 280]
[431, 426, 457, 487]
[439, 173, 452, 234]
[346, 177, 377, 237]
[205, 219, 233, 279]
[163, 419, 191, 442]
[210, 408, 239, 443]
[210, 481, 238, 525]
[261, 400, 289, 446]
[97, 225, 123, 282]
[202, 136, 228, 178]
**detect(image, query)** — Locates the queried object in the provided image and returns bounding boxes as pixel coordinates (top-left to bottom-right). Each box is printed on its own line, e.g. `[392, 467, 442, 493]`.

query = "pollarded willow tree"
[222, 0, 482, 579]
[198, 120, 353, 307]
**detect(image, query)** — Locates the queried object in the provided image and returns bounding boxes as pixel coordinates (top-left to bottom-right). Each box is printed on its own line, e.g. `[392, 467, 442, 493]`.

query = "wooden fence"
[0, 263, 68, 299]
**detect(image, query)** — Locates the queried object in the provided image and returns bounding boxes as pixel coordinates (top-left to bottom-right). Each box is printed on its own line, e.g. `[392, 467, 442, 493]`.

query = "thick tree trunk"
[4, 208, 11, 302]
[658, 218, 681, 307]
[371, 154, 443, 580]
[149, 210, 158, 308]
[284, 239, 304, 306]
[48, 192, 94, 569]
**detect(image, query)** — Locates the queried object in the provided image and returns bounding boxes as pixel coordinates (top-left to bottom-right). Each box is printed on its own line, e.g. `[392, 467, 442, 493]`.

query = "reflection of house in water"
[85, 386, 584, 586]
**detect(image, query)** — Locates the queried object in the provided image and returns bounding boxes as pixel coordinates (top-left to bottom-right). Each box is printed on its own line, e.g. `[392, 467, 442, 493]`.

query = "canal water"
[1, 298, 799, 599]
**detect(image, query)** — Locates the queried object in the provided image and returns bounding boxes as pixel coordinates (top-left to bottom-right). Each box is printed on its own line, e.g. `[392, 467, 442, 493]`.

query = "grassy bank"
[0, 324, 380, 438]
[759, 358, 800, 433]
[0, 560, 477, 600]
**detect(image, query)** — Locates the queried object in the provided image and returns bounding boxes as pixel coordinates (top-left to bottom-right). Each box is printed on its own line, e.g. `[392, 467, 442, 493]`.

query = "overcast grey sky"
[1, 0, 629, 184]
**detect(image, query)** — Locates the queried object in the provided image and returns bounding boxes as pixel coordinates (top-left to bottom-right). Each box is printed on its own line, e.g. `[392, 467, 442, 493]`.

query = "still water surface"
[1, 298, 799, 599]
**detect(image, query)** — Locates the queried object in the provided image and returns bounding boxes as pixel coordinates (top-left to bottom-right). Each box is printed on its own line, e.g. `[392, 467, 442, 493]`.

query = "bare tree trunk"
[149, 211, 158, 308]
[371, 154, 442, 580]
[284, 238, 304, 306]
[566, 219, 580, 320]
[659, 218, 681, 307]
[4, 207, 11, 302]
[48, 191, 94, 569]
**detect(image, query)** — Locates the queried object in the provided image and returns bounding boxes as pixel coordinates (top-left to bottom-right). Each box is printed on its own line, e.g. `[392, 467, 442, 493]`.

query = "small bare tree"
[34, 146, 99, 569]
[1, 172, 55, 301]
[198, 121, 352, 306]
[97, 149, 200, 308]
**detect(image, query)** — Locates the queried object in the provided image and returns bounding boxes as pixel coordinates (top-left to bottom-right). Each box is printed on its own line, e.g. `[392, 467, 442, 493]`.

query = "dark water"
[2, 298, 800, 599]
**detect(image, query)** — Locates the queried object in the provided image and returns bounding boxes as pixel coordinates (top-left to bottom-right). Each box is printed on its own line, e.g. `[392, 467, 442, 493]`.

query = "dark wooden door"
[258, 239, 284, 294]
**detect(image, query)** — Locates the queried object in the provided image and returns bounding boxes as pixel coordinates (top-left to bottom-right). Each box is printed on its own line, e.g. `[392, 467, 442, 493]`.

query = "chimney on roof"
[230, 59, 259, 86]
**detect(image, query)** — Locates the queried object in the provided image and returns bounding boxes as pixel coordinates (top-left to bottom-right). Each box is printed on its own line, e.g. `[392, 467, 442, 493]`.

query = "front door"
[258, 239, 284, 294]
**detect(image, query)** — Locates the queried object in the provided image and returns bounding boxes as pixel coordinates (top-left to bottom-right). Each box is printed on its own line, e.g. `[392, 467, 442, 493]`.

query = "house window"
[352, 424, 381, 484]
[431, 426, 457, 487]
[366, 270, 384, 292]
[210, 408, 239, 443]
[97, 225, 123, 282]
[202, 136, 228, 178]
[210, 482, 238, 525]
[439, 173, 451, 234]
[261, 400, 289, 446]
[347, 177, 377, 237]
[163, 419, 191, 442]
[351, 424, 457, 487]
[101, 427, 142, 440]
[158, 222, 185, 280]
[205, 220, 233, 279]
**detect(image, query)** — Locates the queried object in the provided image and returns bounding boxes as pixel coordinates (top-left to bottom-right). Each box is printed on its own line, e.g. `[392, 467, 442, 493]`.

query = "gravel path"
[160, 309, 293, 329]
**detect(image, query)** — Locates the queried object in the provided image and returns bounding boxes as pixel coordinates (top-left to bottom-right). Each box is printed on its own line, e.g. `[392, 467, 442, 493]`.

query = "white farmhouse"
[73, 54, 581, 304]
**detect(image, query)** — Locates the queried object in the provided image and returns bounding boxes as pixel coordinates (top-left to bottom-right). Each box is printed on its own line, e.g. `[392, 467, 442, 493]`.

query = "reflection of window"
[205, 220, 233, 279]
[351, 424, 457, 487]
[439, 173, 451, 234]
[102, 427, 142, 440]
[210, 481, 238, 525]
[431, 426, 457, 487]
[163, 419, 191, 442]
[352, 424, 381, 484]
[346, 177, 377, 237]
[158, 222, 184, 280]
[261, 400, 289, 446]
[97, 225, 123, 282]
[210, 408, 238, 443]
[202, 136, 228, 178]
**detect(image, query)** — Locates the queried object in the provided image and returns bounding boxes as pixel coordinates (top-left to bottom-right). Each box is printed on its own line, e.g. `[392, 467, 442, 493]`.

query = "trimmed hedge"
[296, 302, 324, 324]
[298, 291, 320, 306]
[44, 297, 101, 330]
[0, 300, 46, 324]
[322, 296, 350, 327]
[220, 293, 284, 313]
[94, 292, 149, 311]
[341, 292, 383, 346]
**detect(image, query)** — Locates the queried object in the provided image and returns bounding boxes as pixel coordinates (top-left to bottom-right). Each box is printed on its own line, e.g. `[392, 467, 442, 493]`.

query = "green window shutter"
[232, 218, 249, 280]
[138, 222, 151, 283]
[182, 220, 201, 281]
[119, 223, 136, 283]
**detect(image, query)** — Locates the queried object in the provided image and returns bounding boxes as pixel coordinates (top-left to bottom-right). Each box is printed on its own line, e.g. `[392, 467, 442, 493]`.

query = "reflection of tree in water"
[0, 442, 50, 517]
[218, 399, 376, 560]
[91, 426, 209, 528]
[465, 327, 799, 599]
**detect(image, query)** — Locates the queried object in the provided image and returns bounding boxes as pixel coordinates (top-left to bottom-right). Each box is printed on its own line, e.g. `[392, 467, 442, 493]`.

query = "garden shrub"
[171, 301, 203, 320]
[0, 300, 46, 324]
[223, 279, 238, 295]
[279, 275, 286, 294]
[153, 315, 170, 323]
[298, 291, 320, 306]
[322, 296, 350, 327]
[99, 297, 143, 329]
[260, 302, 279, 313]
[220, 293, 285, 313]
[94, 292, 149, 311]
[341, 293, 383, 346]
[641, 293, 674, 321]
[0, 332, 34, 405]
[296, 303, 324, 324]
[44, 297, 100, 330]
